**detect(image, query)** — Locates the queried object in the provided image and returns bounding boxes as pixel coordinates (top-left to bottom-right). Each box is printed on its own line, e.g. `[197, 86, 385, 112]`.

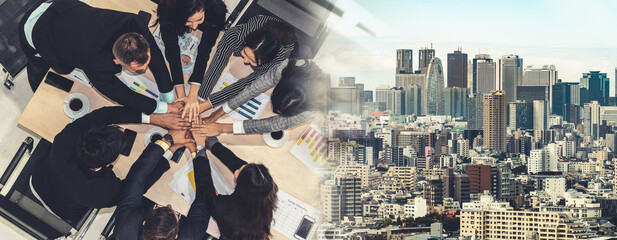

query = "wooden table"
[17, 0, 322, 238]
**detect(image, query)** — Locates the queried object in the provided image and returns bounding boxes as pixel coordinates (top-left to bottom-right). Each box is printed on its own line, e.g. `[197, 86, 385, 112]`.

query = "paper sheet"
[289, 124, 329, 178]
[66, 68, 92, 87]
[272, 191, 323, 240]
[116, 69, 161, 100]
[212, 73, 270, 120]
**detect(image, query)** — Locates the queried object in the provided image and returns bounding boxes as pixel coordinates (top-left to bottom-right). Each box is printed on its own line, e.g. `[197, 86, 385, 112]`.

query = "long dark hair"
[271, 61, 328, 116]
[218, 164, 278, 240]
[242, 20, 297, 65]
[154, 0, 227, 36]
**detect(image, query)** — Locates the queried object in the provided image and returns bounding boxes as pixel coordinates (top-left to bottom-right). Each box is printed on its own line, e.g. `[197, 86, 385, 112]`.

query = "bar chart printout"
[289, 124, 328, 178]
[212, 73, 270, 120]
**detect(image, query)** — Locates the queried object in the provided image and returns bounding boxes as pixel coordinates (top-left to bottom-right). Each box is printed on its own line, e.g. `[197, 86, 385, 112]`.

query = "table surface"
[16, 0, 321, 238]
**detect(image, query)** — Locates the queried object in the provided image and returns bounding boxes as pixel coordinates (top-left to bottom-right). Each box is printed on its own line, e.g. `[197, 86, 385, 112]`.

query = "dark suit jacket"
[31, 107, 142, 221]
[112, 151, 215, 240]
[32, 0, 173, 114]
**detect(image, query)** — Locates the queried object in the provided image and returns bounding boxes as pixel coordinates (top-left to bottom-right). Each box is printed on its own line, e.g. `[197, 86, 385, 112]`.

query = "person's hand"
[191, 123, 232, 138]
[167, 101, 185, 114]
[169, 144, 184, 154]
[202, 107, 225, 124]
[150, 113, 191, 130]
[190, 121, 208, 146]
[167, 129, 195, 145]
[176, 95, 201, 123]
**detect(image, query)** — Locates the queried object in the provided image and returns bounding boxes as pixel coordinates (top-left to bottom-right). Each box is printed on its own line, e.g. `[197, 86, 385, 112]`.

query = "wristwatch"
[163, 133, 174, 145]
[196, 145, 204, 151]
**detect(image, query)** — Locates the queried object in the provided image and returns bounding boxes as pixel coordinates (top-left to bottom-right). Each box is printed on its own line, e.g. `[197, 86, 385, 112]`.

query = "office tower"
[499, 54, 523, 103]
[508, 101, 533, 130]
[404, 84, 422, 116]
[445, 87, 468, 118]
[483, 90, 507, 153]
[387, 87, 405, 115]
[523, 65, 557, 111]
[580, 71, 610, 106]
[533, 100, 547, 132]
[396, 49, 413, 74]
[615, 68, 617, 103]
[552, 82, 580, 122]
[466, 165, 492, 194]
[426, 57, 445, 115]
[583, 101, 601, 139]
[375, 85, 390, 104]
[460, 209, 592, 239]
[516, 85, 549, 103]
[447, 49, 468, 88]
[363, 90, 373, 102]
[328, 78, 363, 115]
[473, 54, 496, 94]
[418, 47, 435, 74]
[396, 73, 427, 114]
[467, 94, 484, 130]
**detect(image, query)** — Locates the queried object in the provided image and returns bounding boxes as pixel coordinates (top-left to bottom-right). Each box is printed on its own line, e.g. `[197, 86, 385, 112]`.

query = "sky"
[314, 0, 617, 94]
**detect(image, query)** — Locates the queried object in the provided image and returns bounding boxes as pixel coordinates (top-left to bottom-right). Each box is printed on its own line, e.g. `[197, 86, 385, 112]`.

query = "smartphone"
[121, 129, 137, 156]
[294, 215, 315, 240]
[45, 72, 74, 92]
[138, 10, 152, 24]
[171, 146, 185, 163]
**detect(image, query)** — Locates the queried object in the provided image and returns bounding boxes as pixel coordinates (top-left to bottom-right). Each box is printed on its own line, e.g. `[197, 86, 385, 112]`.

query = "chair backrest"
[0, 139, 93, 239]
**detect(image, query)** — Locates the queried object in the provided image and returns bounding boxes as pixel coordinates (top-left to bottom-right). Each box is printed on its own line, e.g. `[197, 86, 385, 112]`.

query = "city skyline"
[316, 0, 617, 93]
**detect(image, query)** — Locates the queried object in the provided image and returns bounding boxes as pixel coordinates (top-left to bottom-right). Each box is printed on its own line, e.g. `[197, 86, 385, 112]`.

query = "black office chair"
[0, 137, 99, 239]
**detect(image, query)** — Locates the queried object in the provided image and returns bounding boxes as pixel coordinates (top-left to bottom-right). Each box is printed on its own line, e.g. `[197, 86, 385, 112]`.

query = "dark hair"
[112, 32, 150, 65]
[261, 20, 297, 46]
[76, 125, 124, 169]
[271, 61, 328, 117]
[218, 164, 278, 240]
[155, 0, 227, 36]
[142, 207, 179, 240]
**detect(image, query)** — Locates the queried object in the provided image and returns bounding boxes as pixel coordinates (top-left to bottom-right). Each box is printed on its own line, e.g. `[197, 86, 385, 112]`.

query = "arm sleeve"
[187, 25, 219, 85]
[224, 59, 288, 111]
[197, 15, 278, 100]
[131, 16, 174, 94]
[111, 143, 167, 239]
[85, 71, 159, 114]
[241, 111, 318, 134]
[177, 154, 215, 239]
[66, 106, 142, 131]
[160, 27, 185, 87]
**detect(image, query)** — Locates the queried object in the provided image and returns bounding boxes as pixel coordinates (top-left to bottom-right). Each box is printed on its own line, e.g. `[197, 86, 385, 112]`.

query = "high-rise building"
[445, 87, 468, 118]
[426, 57, 445, 115]
[552, 82, 580, 122]
[396, 73, 426, 114]
[533, 100, 547, 132]
[580, 71, 610, 106]
[375, 85, 390, 104]
[499, 54, 523, 103]
[404, 84, 422, 116]
[467, 94, 484, 130]
[447, 49, 468, 88]
[517, 85, 549, 103]
[387, 87, 405, 115]
[483, 90, 507, 153]
[363, 90, 373, 102]
[320, 175, 362, 222]
[396, 49, 413, 74]
[466, 165, 492, 194]
[418, 47, 435, 74]
[583, 101, 601, 139]
[522, 65, 557, 111]
[473, 54, 496, 94]
[328, 77, 363, 115]
[508, 101, 533, 130]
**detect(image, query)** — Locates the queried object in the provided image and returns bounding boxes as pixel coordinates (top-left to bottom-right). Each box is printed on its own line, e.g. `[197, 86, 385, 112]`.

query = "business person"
[30, 106, 188, 222]
[19, 0, 181, 114]
[154, 0, 227, 102]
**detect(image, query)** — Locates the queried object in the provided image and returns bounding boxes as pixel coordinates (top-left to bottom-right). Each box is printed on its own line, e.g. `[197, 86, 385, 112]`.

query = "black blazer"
[32, 0, 173, 114]
[31, 107, 142, 221]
